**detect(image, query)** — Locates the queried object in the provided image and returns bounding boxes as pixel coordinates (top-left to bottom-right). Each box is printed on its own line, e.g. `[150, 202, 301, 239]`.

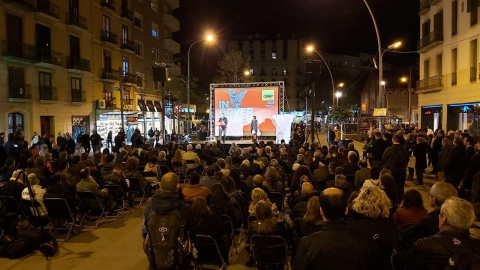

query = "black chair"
[44, 198, 79, 242]
[20, 198, 50, 227]
[221, 215, 236, 259]
[126, 177, 147, 206]
[159, 165, 170, 175]
[0, 195, 30, 227]
[268, 192, 284, 212]
[193, 234, 227, 269]
[76, 190, 108, 228]
[232, 202, 245, 243]
[250, 235, 289, 270]
[104, 184, 130, 212]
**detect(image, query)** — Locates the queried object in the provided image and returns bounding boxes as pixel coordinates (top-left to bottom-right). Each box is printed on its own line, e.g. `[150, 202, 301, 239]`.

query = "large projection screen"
[214, 86, 279, 136]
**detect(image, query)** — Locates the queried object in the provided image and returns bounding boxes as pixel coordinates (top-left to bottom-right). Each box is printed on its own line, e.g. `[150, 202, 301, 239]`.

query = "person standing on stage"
[219, 113, 228, 143]
[251, 115, 258, 142]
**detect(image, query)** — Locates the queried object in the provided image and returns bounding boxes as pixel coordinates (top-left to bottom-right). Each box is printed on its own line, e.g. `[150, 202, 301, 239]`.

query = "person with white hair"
[21, 173, 47, 216]
[182, 144, 200, 171]
[398, 197, 480, 270]
[229, 142, 239, 156]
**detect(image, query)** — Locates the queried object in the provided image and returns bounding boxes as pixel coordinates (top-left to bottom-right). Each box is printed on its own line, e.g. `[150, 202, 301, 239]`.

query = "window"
[250, 68, 254, 75]
[122, 57, 129, 75]
[8, 113, 23, 134]
[272, 68, 277, 75]
[8, 66, 26, 98]
[424, 60, 430, 79]
[152, 49, 160, 62]
[71, 77, 82, 102]
[151, 0, 158, 11]
[103, 15, 110, 32]
[452, 48, 458, 86]
[151, 22, 158, 38]
[134, 12, 142, 28]
[134, 41, 143, 56]
[283, 68, 287, 75]
[471, 0, 478, 26]
[122, 25, 129, 42]
[272, 52, 277, 60]
[470, 39, 477, 82]
[39, 72, 52, 100]
[436, 54, 442, 77]
[452, 0, 458, 36]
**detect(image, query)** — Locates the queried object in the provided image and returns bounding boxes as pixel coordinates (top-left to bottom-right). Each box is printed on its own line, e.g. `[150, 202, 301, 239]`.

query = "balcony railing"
[121, 38, 135, 52]
[471, 67, 477, 82]
[122, 73, 141, 85]
[106, 98, 116, 109]
[101, 31, 118, 45]
[39, 85, 57, 101]
[100, 0, 115, 11]
[419, 0, 430, 14]
[67, 13, 88, 30]
[67, 57, 90, 72]
[9, 84, 31, 99]
[71, 90, 86, 103]
[452, 72, 457, 86]
[36, 0, 59, 19]
[416, 75, 443, 91]
[123, 98, 133, 105]
[102, 68, 120, 80]
[418, 29, 443, 50]
[4, 0, 35, 11]
[121, 7, 133, 21]
[1, 41, 37, 61]
[37, 48, 62, 66]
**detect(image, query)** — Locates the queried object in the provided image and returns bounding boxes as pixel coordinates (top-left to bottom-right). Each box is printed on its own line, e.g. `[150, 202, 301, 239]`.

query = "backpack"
[0, 238, 36, 259]
[145, 208, 185, 270]
[18, 228, 58, 259]
[432, 235, 480, 270]
[391, 146, 409, 167]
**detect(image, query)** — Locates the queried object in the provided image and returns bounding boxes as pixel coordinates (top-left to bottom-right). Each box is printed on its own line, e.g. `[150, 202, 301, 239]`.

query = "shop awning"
[138, 99, 146, 112]
[391, 114, 404, 119]
[154, 101, 162, 112]
[146, 100, 155, 112]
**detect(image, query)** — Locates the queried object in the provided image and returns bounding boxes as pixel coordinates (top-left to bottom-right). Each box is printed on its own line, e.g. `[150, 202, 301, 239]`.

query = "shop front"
[447, 102, 480, 134]
[95, 111, 139, 144]
[421, 105, 442, 131]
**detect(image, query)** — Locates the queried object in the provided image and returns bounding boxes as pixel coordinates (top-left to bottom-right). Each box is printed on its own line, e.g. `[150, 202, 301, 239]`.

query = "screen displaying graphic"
[214, 87, 279, 136]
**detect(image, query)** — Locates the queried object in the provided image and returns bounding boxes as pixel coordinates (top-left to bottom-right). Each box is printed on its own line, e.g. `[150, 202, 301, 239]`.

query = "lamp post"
[401, 76, 412, 124]
[335, 91, 342, 106]
[187, 34, 214, 135]
[306, 45, 336, 108]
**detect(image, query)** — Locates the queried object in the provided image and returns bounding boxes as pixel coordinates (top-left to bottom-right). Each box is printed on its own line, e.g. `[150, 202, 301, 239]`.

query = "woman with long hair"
[295, 196, 323, 237]
[208, 183, 237, 224]
[263, 166, 284, 193]
[348, 186, 397, 270]
[249, 188, 279, 217]
[248, 201, 290, 241]
[393, 189, 428, 226]
[290, 165, 314, 195]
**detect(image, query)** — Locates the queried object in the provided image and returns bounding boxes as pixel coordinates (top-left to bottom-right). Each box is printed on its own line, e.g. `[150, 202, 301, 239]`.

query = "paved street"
[0, 132, 436, 269]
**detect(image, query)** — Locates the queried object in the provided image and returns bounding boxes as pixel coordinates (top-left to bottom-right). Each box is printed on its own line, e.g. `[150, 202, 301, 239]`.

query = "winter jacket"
[444, 145, 467, 186]
[413, 142, 428, 169]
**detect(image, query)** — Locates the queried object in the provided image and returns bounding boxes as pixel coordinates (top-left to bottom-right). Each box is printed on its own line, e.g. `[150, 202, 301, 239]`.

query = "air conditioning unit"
[96, 99, 106, 109]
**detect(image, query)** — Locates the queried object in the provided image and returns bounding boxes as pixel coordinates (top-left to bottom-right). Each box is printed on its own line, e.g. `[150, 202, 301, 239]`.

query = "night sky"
[174, 0, 420, 88]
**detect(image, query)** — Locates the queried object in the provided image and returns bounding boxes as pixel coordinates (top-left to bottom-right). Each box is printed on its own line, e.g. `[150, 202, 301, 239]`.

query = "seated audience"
[295, 196, 323, 238]
[290, 182, 315, 220]
[354, 160, 370, 188]
[249, 188, 279, 217]
[394, 189, 428, 227]
[182, 173, 210, 201]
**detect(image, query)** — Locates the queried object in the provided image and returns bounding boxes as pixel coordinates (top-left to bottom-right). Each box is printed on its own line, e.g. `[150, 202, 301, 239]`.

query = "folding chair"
[44, 198, 80, 242]
[104, 184, 130, 212]
[250, 235, 289, 270]
[232, 202, 245, 243]
[193, 234, 227, 269]
[76, 191, 109, 228]
[268, 192, 285, 212]
[126, 177, 147, 206]
[221, 215, 237, 260]
[20, 198, 50, 227]
[0, 195, 30, 228]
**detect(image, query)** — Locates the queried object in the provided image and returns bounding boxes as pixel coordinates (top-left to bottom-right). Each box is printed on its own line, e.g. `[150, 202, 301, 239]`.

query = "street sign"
[113, 87, 120, 91]
[373, 108, 387, 117]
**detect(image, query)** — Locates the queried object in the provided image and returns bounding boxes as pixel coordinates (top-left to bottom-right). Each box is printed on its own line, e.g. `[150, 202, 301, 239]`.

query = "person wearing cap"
[396, 182, 458, 251]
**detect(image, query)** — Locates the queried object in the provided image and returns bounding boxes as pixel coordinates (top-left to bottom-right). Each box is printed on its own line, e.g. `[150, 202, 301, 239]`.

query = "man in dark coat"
[368, 132, 387, 168]
[292, 188, 370, 270]
[63, 134, 76, 156]
[382, 134, 409, 200]
[444, 137, 467, 187]
[430, 130, 444, 174]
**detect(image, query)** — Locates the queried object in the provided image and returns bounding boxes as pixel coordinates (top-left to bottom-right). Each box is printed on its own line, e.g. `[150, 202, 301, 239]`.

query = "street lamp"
[187, 33, 215, 134]
[335, 91, 342, 106]
[401, 76, 413, 124]
[244, 70, 250, 76]
[306, 45, 336, 108]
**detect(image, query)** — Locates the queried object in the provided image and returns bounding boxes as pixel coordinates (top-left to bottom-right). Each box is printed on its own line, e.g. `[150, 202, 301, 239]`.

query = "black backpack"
[391, 146, 409, 167]
[432, 235, 480, 270]
[145, 208, 185, 270]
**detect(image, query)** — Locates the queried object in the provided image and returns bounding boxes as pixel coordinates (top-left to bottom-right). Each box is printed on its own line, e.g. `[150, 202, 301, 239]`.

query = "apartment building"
[0, 0, 180, 141]
[418, 0, 480, 133]
[226, 35, 375, 112]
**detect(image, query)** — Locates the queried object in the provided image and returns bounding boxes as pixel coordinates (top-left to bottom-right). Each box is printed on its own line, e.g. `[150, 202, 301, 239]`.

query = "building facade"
[226, 35, 376, 112]
[418, 0, 480, 133]
[0, 0, 180, 141]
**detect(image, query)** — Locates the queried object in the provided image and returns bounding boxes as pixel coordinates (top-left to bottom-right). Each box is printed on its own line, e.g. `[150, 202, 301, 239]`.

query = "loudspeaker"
[152, 67, 166, 82]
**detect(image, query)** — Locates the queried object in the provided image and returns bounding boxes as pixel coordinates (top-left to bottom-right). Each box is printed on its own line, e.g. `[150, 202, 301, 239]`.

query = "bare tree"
[215, 50, 254, 83]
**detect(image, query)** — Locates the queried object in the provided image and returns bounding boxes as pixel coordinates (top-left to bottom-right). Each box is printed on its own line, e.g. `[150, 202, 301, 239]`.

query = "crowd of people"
[1, 125, 480, 269]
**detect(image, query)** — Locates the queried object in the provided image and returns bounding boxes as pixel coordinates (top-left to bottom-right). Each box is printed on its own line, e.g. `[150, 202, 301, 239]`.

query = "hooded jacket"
[143, 192, 193, 231]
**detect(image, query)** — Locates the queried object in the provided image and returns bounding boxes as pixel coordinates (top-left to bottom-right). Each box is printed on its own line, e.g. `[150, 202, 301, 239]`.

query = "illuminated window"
[151, 22, 158, 38]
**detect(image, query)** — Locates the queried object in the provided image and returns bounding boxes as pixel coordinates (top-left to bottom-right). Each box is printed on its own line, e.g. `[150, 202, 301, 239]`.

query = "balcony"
[39, 85, 57, 101]
[430, 0, 441, 5]
[418, 29, 443, 52]
[1, 41, 36, 62]
[71, 90, 86, 103]
[471, 67, 477, 82]
[36, 0, 59, 20]
[66, 13, 88, 31]
[9, 84, 31, 101]
[101, 31, 118, 46]
[106, 98, 116, 109]
[164, 0, 179, 10]
[36, 48, 62, 66]
[163, 14, 180, 32]
[100, 0, 115, 11]
[102, 68, 120, 81]
[163, 39, 180, 54]
[419, 0, 430, 15]
[67, 57, 90, 72]
[416, 75, 443, 93]
[122, 73, 142, 86]
[123, 98, 133, 105]
[121, 39, 135, 53]
[121, 7, 133, 21]
[452, 72, 457, 86]
[3, 0, 35, 11]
